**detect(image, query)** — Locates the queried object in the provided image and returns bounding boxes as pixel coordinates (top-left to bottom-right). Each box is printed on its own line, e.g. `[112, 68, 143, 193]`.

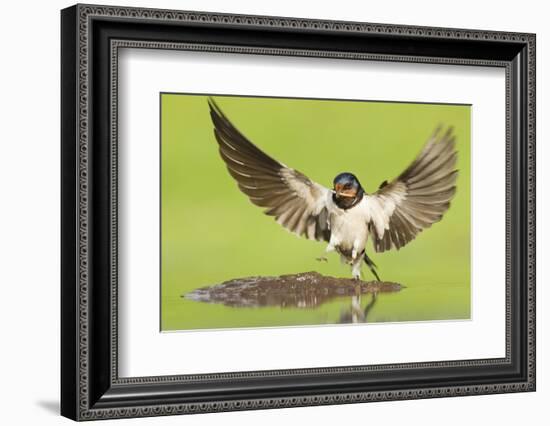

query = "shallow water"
[163, 280, 470, 331]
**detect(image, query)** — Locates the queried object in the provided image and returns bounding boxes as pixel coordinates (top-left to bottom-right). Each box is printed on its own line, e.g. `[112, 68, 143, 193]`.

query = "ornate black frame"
[61, 3, 536, 421]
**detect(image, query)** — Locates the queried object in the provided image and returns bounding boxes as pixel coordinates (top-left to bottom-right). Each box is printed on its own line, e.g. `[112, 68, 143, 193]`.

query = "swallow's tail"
[363, 253, 381, 281]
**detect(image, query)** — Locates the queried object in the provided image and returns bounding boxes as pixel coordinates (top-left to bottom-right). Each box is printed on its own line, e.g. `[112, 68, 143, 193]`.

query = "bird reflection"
[339, 292, 378, 324]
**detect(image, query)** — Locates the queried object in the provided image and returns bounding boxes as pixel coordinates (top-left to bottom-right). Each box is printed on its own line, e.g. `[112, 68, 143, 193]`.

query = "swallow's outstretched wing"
[209, 99, 331, 242]
[364, 128, 458, 253]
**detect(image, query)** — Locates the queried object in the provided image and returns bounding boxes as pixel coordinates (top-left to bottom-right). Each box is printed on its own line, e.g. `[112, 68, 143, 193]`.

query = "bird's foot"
[316, 256, 328, 262]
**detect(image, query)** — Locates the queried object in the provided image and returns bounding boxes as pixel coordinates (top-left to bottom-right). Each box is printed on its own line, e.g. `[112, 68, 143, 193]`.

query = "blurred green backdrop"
[161, 94, 471, 331]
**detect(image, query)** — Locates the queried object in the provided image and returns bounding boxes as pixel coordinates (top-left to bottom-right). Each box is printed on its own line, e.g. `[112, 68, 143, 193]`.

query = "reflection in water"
[339, 292, 378, 324]
[185, 271, 402, 315]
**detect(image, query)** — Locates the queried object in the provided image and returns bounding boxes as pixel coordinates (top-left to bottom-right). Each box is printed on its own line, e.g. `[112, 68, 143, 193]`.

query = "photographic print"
[161, 94, 471, 331]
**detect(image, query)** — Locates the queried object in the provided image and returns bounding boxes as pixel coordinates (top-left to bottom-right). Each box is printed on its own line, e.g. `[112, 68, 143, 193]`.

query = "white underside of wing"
[362, 189, 406, 239]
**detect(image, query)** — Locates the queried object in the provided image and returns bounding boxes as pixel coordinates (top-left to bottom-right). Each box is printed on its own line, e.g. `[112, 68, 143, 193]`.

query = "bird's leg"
[350, 240, 361, 268]
[351, 256, 363, 280]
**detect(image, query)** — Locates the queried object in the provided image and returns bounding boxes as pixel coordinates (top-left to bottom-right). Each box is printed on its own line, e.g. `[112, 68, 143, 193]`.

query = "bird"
[208, 98, 458, 281]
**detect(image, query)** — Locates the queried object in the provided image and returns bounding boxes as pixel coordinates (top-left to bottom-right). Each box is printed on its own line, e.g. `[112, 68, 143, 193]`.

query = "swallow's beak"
[338, 192, 356, 198]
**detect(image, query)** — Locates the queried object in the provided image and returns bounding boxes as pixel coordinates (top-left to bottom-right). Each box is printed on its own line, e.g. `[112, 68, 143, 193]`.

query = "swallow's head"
[333, 172, 363, 200]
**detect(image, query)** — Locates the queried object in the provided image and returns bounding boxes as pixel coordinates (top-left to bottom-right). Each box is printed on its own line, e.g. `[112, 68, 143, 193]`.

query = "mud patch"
[184, 271, 404, 308]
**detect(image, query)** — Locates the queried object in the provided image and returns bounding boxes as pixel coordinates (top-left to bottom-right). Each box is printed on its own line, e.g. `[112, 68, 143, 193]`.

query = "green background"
[161, 94, 471, 331]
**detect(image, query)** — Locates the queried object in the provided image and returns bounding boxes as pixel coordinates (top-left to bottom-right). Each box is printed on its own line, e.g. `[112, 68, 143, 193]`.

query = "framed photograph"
[61, 4, 536, 421]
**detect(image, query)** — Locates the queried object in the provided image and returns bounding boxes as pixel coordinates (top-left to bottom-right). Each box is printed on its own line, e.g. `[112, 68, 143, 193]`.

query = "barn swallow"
[208, 99, 458, 280]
